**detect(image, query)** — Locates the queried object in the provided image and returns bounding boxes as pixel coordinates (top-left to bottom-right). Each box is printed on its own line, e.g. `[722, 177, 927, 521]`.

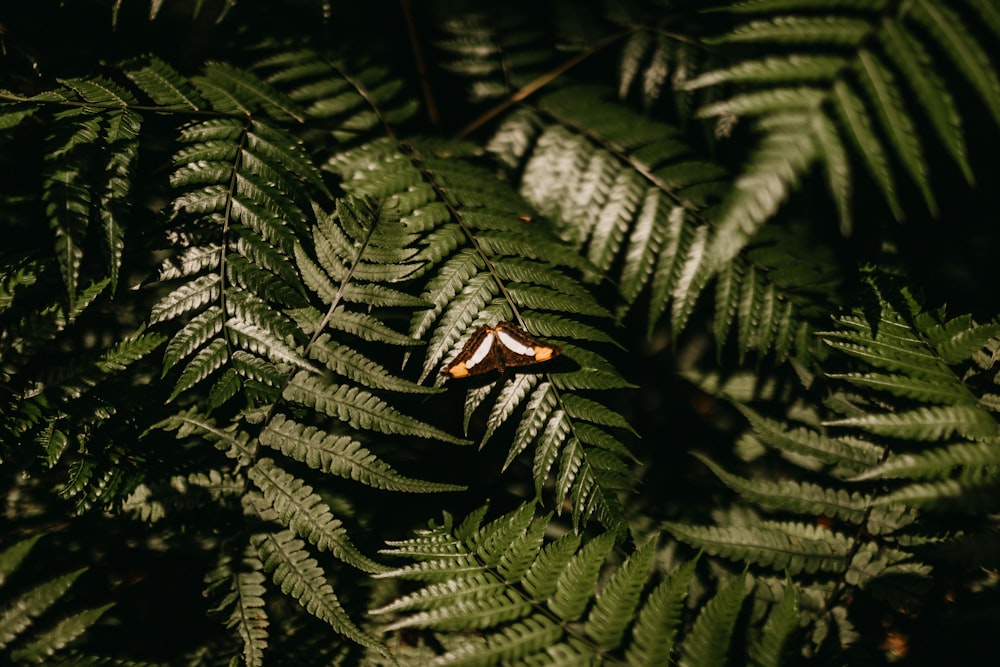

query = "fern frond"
[676, 573, 748, 667]
[827, 404, 994, 440]
[748, 583, 798, 667]
[548, 532, 617, 621]
[376, 505, 695, 664]
[247, 458, 387, 575]
[204, 548, 269, 667]
[734, 403, 883, 469]
[625, 557, 698, 667]
[695, 0, 996, 234]
[259, 414, 463, 493]
[251, 529, 388, 657]
[694, 453, 873, 525]
[0, 569, 86, 649]
[490, 87, 822, 360]
[585, 538, 656, 648]
[9, 604, 115, 663]
[328, 136, 636, 532]
[705, 112, 818, 267]
[910, 0, 1000, 129]
[855, 441, 1000, 481]
[283, 372, 467, 445]
[664, 521, 852, 575]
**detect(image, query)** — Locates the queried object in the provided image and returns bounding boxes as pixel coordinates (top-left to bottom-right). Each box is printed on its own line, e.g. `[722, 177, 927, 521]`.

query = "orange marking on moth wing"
[446, 362, 470, 378]
[534, 347, 555, 362]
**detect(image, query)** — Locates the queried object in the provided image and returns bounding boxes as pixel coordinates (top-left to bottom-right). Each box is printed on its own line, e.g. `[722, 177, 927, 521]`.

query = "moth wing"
[495, 322, 561, 368]
[441, 327, 501, 378]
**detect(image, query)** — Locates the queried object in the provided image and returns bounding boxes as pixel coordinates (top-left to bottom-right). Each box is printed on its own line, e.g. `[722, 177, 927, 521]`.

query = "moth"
[440, 321, 561, 379]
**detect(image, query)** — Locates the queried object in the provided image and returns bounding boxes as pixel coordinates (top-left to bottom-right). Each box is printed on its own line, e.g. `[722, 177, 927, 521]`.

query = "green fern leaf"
[260, 414, 465, 493]
[912, 0, 1000, 129]
[233, 568, 268, 667]
[532, 410, 571, 497]
[194, 62, 304, 121]
[473, 503, 538, 567]
[880, 19, 973, 184]
[856, 49, 936, 215]
[548, 532, 617, 621]
[0, 569, 85, 648]
[735, 403, 883, 469]
[826, 372, 971, 404]
[706, 114, 818, 267]
[668, 224, 711, 335]
[169, 338, 229, 401]
[309, 306, 423, 347]
[832, 79, 903, 219]
[150, 274, 222, 324]
[0, 535, 43, 583]
[372, 573, 505, 618]
[506, 284, 611, 318]
[251, 530, 387, 656]
[933, 316, 1000, 364]
[434, 615, 563, 666]
[585, 538, 656, 648]
[480, 374, 540, 446]
[207, 548, 268, 667]
[161, 307, 224, 374]
[664, 521, 852, 574]
[874, 475, 1000, 508]
[284, 372, 468, 445]
[626, 558, 698, 667]
[825, 405, 997, 441]
[506, 381, 558, 470]
[153, 407, 255, 465]
[10, 605, 111, 662]
[695, 453, 872, 525]
[249, 458, 387, 573]
[495, 515, 549, 584]
[307, 334, 438, 394]
[677, 573, 748, 667]
[561, 394, 635, 432]
[521, 533, 583, 602]
[123, 55, 205, 109]
[749, 580, 798, 667]
[854, 440, 1000, 480]
[713, 16, 871, 45]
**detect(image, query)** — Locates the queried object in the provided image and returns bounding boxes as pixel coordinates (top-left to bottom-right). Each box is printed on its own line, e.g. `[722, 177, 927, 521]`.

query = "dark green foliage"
[1, 1, 998, 665]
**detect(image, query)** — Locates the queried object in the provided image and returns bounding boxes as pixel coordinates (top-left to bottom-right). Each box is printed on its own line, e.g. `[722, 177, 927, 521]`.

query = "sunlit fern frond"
[372, 503, 806, 666]
[203, 546, 269, 667]
[687, 0, 1000, 268]
[489, 85, 842, 361]
[327, 136, 637, 533]
[152, 190, 474, 658]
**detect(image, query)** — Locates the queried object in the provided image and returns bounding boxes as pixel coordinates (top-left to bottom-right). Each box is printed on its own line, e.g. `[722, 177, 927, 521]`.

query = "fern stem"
[400, 0, 440, 128]
[219, 116, 253, 358]
[455, 27, 636, 139]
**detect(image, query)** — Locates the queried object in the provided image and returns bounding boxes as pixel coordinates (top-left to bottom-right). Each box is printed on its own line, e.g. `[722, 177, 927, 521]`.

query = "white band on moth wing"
[496, 329, 534, 356]
[466, 332, 495, 369]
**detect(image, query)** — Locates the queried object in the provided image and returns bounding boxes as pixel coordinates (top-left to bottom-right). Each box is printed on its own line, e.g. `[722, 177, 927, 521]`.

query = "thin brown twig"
[454, 26, 635, 140]
[401, 0, 440, 128]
